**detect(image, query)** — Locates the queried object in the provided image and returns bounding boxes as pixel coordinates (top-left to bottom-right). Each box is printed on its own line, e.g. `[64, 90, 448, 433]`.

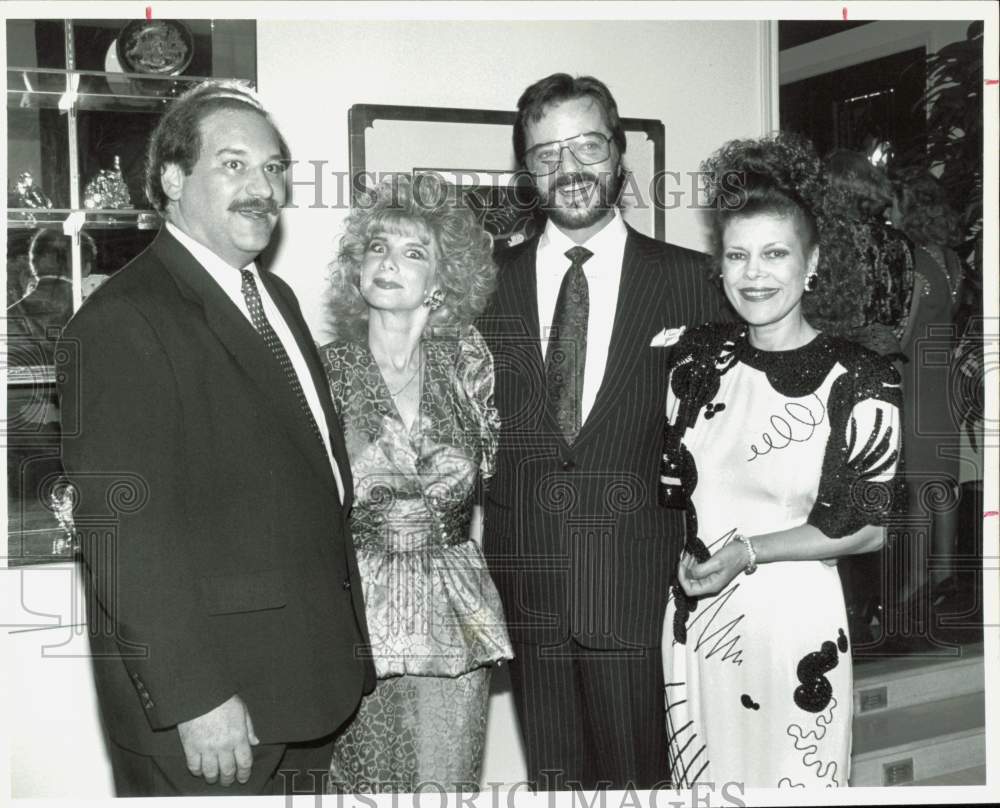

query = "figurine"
[14, 171, 53, 209]
[84, 156, 132, 209]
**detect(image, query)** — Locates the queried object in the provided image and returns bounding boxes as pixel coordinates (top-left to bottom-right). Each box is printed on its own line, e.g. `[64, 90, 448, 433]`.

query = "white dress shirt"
[166, 222, 345, 501]
[536, 209, 627, 424]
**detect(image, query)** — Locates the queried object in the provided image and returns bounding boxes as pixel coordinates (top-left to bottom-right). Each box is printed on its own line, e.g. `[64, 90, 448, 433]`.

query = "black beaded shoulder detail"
[659, 439, 711, 645]
[668, 322, 743, 432]
[825, 336, 903, 398]
[659, 325, 738, 509]
[734, 332, 843, 398]
[807, 343, 905, 538]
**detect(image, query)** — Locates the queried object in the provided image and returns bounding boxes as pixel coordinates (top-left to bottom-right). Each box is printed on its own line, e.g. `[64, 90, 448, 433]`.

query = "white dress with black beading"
[659, 323, 903, 788]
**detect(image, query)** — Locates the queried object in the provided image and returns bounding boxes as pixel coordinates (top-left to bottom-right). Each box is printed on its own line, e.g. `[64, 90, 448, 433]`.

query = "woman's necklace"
[385, 348, 424, 439]
[388, 364, 420, 397]
[381, 343, 423, 398]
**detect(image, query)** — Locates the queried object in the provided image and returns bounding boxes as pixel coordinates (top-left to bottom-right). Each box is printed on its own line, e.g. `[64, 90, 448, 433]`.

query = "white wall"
[4, 564, 115, 798]
[258, 19, 771, 344]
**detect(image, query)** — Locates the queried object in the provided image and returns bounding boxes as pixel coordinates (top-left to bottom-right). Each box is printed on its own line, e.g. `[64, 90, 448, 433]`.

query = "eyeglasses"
[523, 131, 613, 176]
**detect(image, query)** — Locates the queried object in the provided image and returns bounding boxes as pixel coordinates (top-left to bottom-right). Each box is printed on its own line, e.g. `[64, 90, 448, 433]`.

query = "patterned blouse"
[320, 325, 512, 678]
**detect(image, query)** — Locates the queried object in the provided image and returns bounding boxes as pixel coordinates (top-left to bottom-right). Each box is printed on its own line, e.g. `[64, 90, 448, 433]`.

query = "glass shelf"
[4, 527, 74, 567]
[8, 68, 252, 113]
[5, 16, 257, 565]
[5, 365, 57, 386]
[6, 209, 161, 229]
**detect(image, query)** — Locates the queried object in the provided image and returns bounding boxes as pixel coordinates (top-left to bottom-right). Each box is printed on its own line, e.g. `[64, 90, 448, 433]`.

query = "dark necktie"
[545, 246, 592, 444]
[240, 269, 330, 463]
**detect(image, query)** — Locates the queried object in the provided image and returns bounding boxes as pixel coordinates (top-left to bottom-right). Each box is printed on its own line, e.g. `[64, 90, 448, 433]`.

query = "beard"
[540, 166, 625, 232]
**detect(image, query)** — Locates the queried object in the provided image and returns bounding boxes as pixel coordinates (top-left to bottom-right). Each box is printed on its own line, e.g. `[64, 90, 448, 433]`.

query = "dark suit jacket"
[479, 225, 727, 649]
[57, 229, 375, 757]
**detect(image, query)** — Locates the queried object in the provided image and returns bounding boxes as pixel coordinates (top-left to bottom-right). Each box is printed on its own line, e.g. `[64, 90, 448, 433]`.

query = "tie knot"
[565, 246, 593, 269]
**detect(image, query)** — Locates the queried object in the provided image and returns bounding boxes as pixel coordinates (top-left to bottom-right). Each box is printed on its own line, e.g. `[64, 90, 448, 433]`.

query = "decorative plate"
[116, 19, 194, 76]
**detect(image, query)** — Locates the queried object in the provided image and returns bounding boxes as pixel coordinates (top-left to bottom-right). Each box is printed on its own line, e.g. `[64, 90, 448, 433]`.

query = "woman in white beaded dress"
[320, 174, 512, 792]
[659, 134, 905, 788]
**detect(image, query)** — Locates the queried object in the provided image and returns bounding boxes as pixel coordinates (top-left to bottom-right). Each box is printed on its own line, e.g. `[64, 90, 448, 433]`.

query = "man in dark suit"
[480, 74, 726, 790]
[57, 82, 374, 797]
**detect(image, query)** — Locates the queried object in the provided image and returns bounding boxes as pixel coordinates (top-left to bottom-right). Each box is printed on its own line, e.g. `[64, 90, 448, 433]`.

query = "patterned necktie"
[545, 246, 593, 444]
[240, 269, 330, 462]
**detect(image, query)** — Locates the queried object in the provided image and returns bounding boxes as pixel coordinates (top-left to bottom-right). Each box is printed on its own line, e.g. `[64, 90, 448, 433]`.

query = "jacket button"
[342, 578, 352, 591]
[562, 460, 575, 471]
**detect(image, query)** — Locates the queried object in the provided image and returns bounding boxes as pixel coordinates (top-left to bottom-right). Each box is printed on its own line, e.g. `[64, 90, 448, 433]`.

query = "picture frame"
[348, 103, 666, 246]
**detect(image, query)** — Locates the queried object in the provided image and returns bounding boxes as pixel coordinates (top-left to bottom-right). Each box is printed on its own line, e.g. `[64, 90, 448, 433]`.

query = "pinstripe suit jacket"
[480, 225, 727, 649]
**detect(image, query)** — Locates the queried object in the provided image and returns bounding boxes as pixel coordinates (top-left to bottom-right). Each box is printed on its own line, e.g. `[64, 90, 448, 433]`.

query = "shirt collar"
[165, 221, 256, 278]
[538, 208, 627, 271]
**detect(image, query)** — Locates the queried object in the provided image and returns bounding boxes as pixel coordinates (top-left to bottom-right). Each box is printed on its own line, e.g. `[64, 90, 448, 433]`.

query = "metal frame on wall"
[348, 103, 667, 242]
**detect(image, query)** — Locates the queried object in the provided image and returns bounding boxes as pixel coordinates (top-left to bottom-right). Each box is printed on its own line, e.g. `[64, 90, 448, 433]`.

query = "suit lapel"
[262, 271, 353, 511]
[151, 230, 337, 493]
[578, 228, 666, 440]
[507, 244, 543, 355]
[501, 243, 558, 434]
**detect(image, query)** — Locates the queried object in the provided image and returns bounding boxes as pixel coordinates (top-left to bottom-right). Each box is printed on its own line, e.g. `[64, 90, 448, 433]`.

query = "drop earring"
[423, 289, 444, 311]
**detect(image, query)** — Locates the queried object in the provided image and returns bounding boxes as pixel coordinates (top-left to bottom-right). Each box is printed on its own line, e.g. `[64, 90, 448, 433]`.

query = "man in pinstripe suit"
[480, 73, 727, 790]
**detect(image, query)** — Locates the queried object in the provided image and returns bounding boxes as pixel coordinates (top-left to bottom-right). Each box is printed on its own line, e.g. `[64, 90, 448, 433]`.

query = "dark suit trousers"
[507, 639, 670, 790]
[107, 733, 336, 797]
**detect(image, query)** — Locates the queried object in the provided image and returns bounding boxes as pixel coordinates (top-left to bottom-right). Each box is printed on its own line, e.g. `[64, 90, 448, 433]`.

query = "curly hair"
[328, 173, 497, 341]
[824, 149, 895, 222]
[700, 132, 867, 335]
[891, 168, 962, 247]
[145, 80, 289, 212]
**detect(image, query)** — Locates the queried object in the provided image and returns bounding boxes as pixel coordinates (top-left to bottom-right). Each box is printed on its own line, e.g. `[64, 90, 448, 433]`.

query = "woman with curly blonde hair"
[320, 173, 511, 793]
[660, 133, 904, 787]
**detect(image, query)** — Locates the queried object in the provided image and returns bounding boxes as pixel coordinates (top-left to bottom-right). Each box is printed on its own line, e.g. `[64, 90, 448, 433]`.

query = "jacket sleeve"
[58, 296, 236, 729]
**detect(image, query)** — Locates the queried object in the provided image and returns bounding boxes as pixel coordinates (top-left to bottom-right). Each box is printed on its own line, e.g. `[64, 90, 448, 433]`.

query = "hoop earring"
[805, 273, 818, 292]
[423, 289, 444, 311]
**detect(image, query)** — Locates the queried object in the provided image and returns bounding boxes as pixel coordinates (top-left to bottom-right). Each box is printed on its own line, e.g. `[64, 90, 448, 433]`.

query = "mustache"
[553, 171, 600, 190]
[228, 198, 280, 214]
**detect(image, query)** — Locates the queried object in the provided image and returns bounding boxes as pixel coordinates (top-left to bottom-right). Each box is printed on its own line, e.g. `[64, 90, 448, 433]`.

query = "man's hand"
[177, 694, 259, 786]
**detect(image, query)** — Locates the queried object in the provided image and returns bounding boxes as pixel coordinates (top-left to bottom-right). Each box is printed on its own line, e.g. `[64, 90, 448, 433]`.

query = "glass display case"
[4, 18, 256, 565]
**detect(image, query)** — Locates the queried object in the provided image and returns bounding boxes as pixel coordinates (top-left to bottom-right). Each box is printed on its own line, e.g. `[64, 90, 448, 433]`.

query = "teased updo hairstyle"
[328, 173, 497, 341]
[145, 80, 289, 213]
[701, 132, 862, 334]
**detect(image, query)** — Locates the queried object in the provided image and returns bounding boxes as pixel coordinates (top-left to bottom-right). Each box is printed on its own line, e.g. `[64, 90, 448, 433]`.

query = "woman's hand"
[678, 541, 750, 598]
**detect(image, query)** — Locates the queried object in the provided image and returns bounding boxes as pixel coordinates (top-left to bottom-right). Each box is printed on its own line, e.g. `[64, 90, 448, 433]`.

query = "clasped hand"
[677, 541, 749, 598]
[678, 538, 840, 597]
[177, 694, 259, 786]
